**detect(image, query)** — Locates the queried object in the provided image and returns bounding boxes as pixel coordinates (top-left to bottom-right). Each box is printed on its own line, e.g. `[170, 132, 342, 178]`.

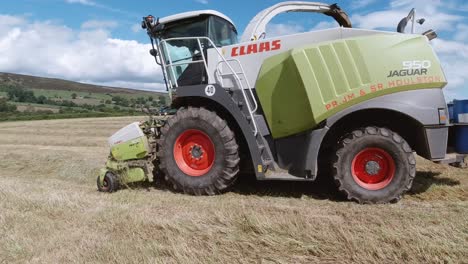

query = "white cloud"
[352, 10, 462, 33]
[352, 0, 463, 32]
[195, 0, 209, 4]
[131, 24, 141, 33]
[0, 15, 165, 92]
[0, 14, 24, 25]
[352, 10, 408, 30]
[65, 0, 137, 17]
[81, 20, 118, 29]
[310, 21, 339, 31]
[266, 23, 305, 38]
[65, 0, 96, 6]
[454, 23, 468, 42]
[431, 38, 468, 100]
[351, 0, 376, 9]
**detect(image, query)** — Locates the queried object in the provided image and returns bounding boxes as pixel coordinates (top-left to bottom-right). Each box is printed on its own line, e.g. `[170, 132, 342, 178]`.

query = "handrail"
[216, 59, 258, 113]
[159, 36, 258, 136]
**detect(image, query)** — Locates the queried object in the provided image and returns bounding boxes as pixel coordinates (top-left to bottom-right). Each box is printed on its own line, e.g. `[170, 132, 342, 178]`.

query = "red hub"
[173, 129, 215, 177]
[351, 148, 395, 190]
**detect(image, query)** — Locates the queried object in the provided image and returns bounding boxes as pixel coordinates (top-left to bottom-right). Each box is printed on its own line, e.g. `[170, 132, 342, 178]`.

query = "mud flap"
[98, 168, 108, 186]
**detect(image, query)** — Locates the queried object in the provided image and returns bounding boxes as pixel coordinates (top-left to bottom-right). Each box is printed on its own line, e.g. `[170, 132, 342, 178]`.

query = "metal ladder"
[215, 58, 260, 135]
[159, 37, 276, 172]
[159, 37, 259, 136]
[215, 59, 277, 173]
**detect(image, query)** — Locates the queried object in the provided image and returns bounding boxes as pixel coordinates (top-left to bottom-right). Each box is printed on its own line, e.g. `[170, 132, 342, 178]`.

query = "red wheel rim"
[351, 148, 395, 190]
[173, 129, 215, 177]
[101, 177, 110, 191]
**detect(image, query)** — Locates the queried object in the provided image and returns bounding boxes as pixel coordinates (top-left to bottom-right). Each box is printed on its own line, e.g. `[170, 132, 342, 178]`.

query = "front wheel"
[97, 172, 119, 193]
[159, 107, 240, 195]
[332, 127, 416, 204]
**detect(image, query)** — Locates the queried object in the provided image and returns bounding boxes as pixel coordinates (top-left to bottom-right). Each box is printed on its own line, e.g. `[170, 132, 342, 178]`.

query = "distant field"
[13, 102, 61, 109]
[15, 104, 60, 113]
[32, 89, 110, 100]
[0, 117, 467, 263]
[0, 72, 169, 121]
[32, 88, 160, 101]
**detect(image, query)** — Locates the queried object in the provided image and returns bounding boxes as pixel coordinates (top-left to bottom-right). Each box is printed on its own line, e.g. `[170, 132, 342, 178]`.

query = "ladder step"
[262, 171, 313, 181]
[262, 158, 274, 166]
[219, 72, 245, 77]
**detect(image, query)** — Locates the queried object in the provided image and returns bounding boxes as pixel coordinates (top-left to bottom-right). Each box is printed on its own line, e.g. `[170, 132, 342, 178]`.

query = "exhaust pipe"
[423, 29, 438, 41]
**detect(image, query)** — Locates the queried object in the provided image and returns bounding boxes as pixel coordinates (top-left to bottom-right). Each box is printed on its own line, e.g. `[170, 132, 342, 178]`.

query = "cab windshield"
[159, 15, 238, 87]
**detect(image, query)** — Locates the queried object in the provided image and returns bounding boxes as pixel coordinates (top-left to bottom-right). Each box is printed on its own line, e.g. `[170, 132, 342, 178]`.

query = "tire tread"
[159, 107, 240, 195]
[332, 126, 416, 204]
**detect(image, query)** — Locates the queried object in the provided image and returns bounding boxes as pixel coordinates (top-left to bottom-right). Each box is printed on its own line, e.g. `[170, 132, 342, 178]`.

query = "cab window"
[209, 16, 238, 47]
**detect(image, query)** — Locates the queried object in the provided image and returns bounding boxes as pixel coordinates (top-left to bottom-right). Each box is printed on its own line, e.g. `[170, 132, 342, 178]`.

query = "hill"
[0, 72, 168, 122]
[0, 72, 165, 96]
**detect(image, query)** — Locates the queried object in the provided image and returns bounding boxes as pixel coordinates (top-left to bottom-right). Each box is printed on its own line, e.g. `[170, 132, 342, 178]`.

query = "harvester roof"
[159, 10, 236, 29]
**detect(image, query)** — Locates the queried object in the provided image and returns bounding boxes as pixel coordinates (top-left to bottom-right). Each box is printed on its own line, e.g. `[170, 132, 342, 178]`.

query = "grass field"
[15, 104, 60, 113]
[0, 117, 467, 263]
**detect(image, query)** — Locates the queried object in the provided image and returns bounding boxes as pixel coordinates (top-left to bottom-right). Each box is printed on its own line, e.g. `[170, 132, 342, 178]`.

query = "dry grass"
[0, 117, 467, 263]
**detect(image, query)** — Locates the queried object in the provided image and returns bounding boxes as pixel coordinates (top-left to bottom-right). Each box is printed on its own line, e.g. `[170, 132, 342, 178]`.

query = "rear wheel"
[159, 107, 240, 195]
[333, 127, 416, 204]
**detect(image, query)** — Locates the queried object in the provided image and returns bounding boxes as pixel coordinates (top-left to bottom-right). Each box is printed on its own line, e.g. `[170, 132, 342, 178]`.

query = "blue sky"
[0, 0, 467, 100]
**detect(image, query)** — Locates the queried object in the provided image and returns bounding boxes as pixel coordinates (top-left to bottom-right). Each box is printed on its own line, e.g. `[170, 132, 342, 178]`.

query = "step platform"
[434, 153, 467, 168]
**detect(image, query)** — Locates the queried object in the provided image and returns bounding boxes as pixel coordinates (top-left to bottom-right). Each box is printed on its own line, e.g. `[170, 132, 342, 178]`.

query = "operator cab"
[143, 11, 238, 88]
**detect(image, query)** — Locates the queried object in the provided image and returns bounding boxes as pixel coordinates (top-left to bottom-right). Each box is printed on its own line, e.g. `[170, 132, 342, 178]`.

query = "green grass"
[12, 102, 62, 109]
[31, 88, 163, 102]
[32, 89, 109, 100]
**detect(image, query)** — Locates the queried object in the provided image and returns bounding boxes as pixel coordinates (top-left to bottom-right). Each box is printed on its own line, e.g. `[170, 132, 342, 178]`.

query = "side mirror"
[142, 15, 155, 29]
[397, 8, 415, 33]
[149, 49, 158, 57]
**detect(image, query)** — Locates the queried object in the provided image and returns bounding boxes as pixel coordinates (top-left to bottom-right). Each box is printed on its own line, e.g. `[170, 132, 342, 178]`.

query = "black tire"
[332, 127, 416, 204]
[159, 107, 240, 195]
[97, 172, 119, 193]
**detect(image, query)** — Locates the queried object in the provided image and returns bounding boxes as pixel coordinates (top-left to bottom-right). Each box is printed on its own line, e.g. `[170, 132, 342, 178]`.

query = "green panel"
[124, 168, 146, 183]
[111, 136, 150, 161]
[332, 42, 361, 89]
[346, 40, 371, 84]
[319, 45, 350, 95]
[304, 48, 335, 102]
[256, 34, 447, 138]
[102, 159, 148, 184]
[256, 52, 315, 137]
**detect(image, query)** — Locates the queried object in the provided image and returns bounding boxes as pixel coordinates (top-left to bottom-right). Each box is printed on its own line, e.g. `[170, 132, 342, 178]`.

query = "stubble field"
[0, 117, 467, 263]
